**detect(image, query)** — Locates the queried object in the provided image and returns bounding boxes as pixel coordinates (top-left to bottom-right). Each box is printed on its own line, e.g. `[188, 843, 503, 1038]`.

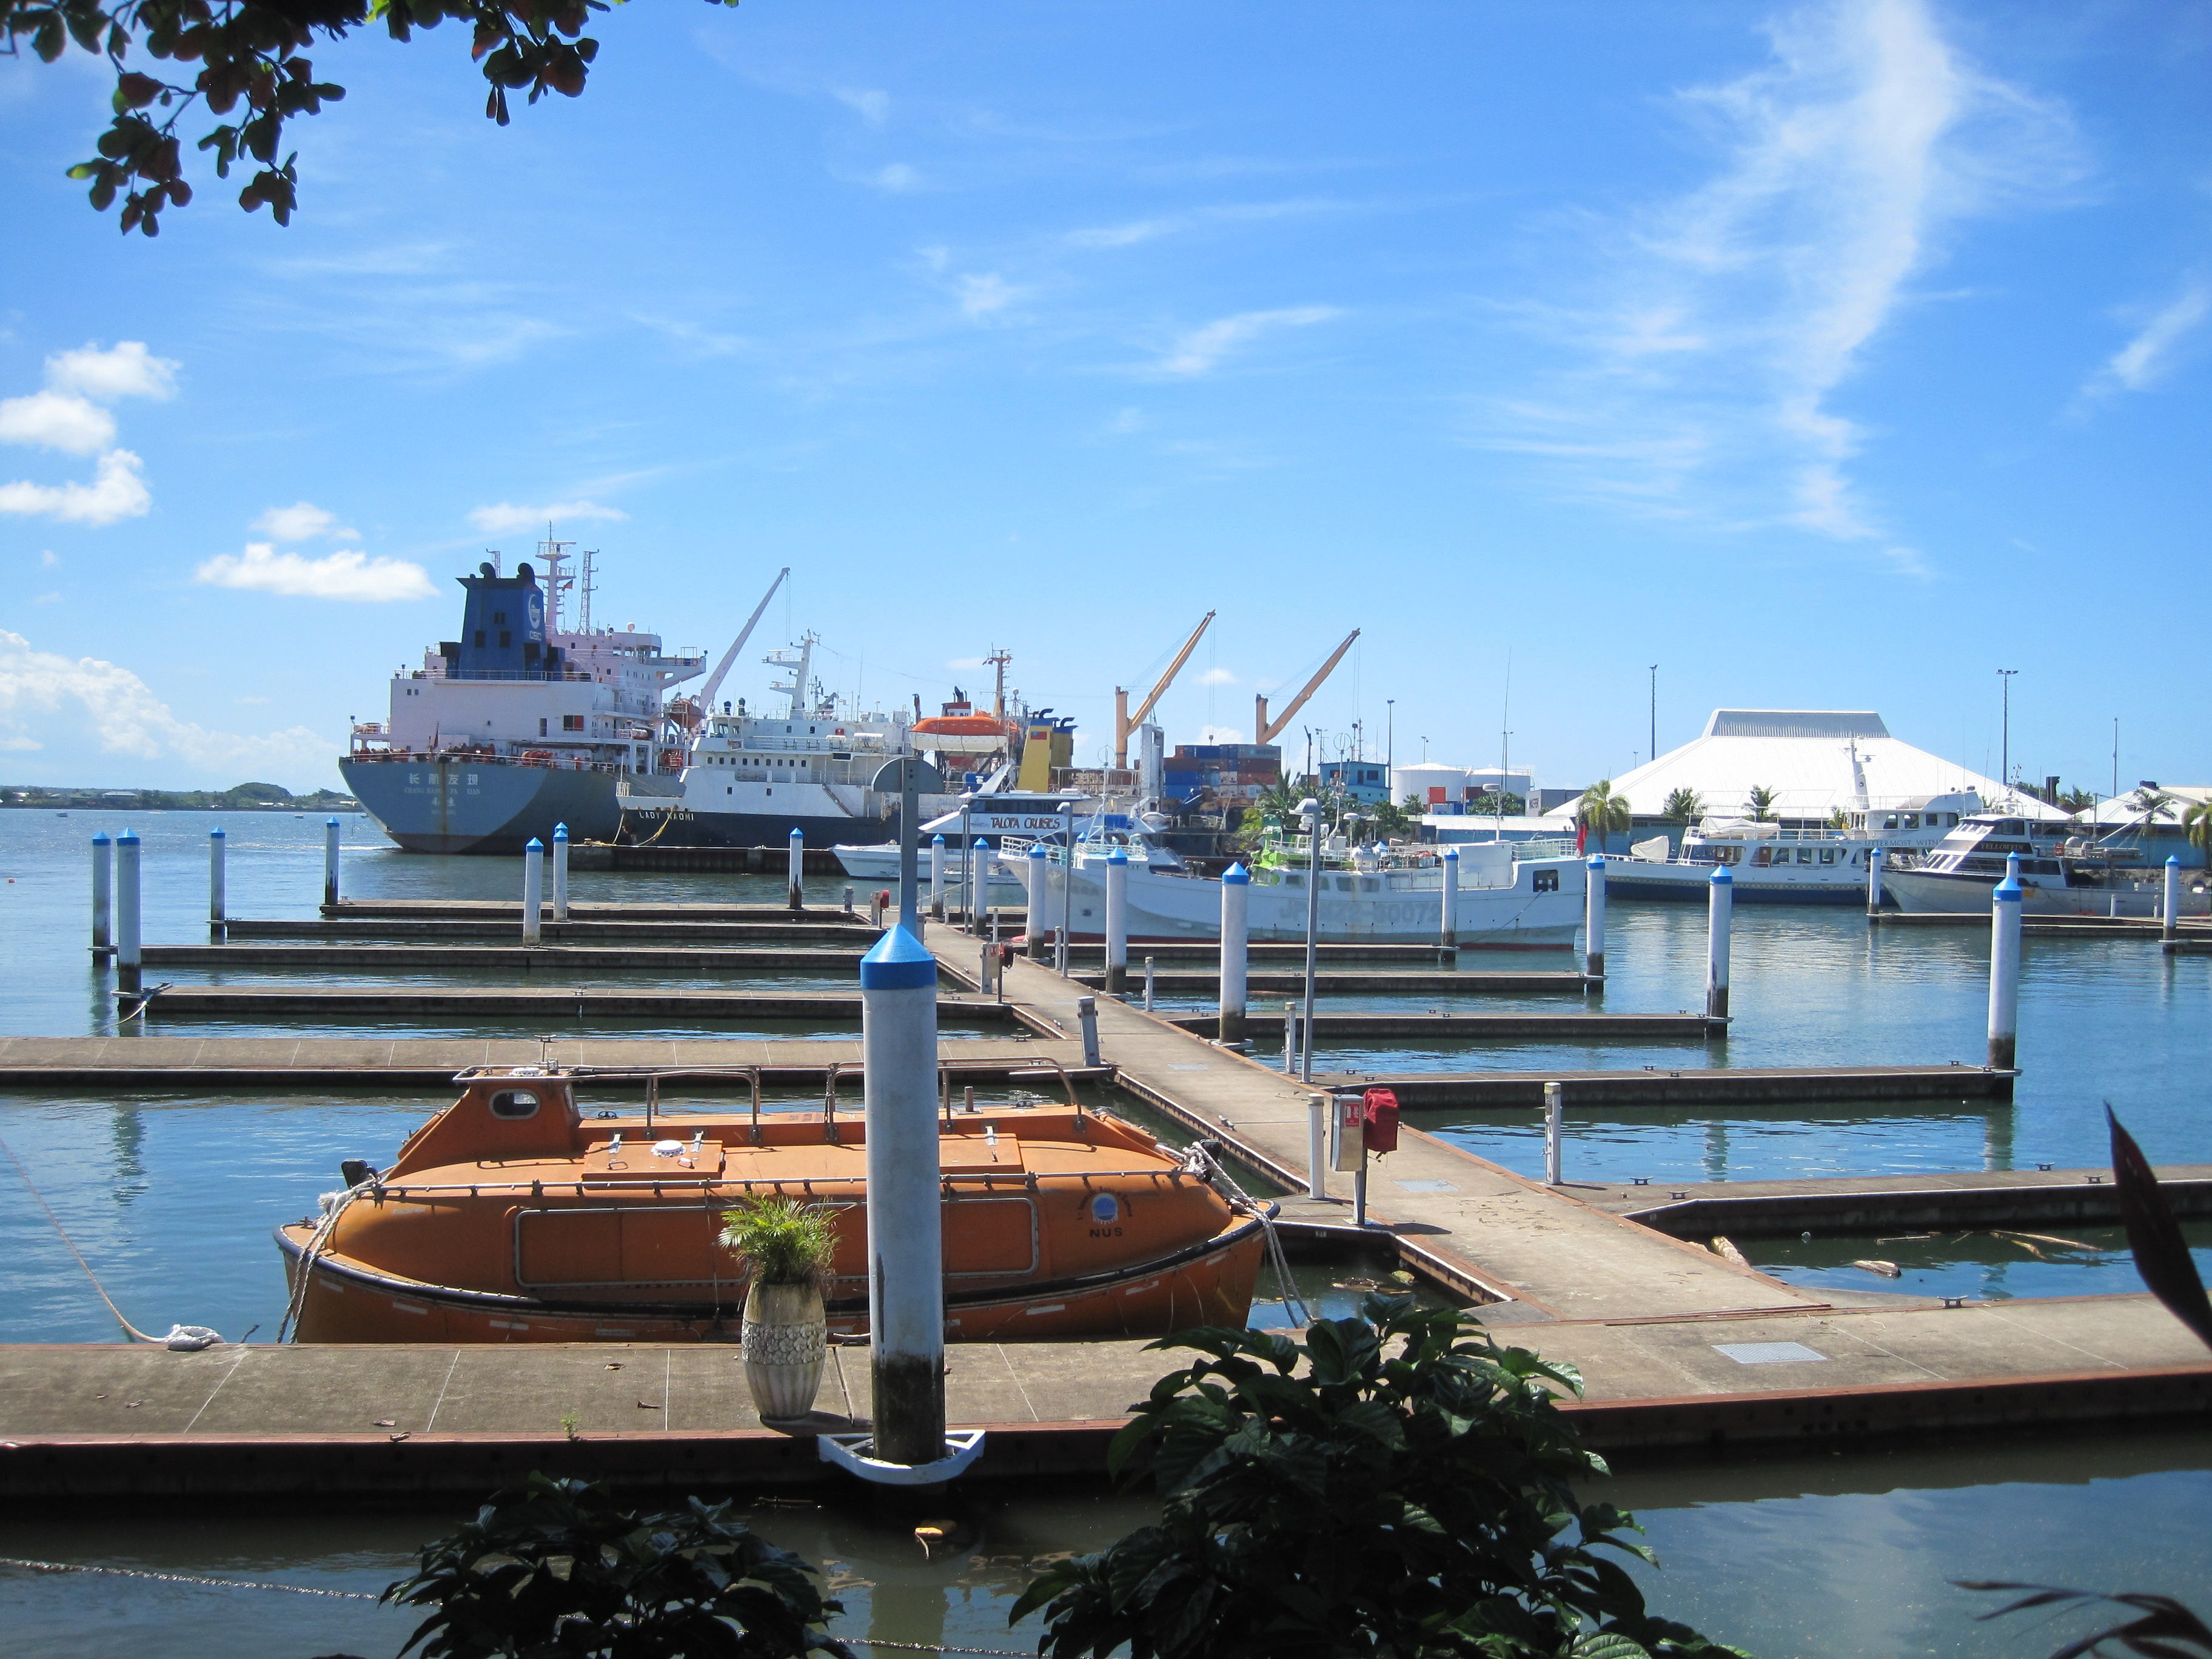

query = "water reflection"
[109, 1107, 145, 1206]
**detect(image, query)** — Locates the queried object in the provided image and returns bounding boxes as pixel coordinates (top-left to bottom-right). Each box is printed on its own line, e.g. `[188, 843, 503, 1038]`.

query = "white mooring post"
[1866, 845, 1885, 917]
[1142, 955, 1156, 1012]
[1219, 862, 1250, 1045]
[859, 925, 948, 1468]
[209, 827, 226, 932]
[1583, 853, 1606, 982]
[1026, 843, 1051, 960]
[323, 817, 341, 910]
[521, 839, 543, 945]
[1076, 994, 1101, 1067]
[552, 823, 570, 921]
[2165, 855, 2182, 942]
[788, 826, 806, 912]
[970, 837, 990, 934]
[90, 832, 113, 959]
[930, 834, 946, 921]
[1282, 1001, 1298, 1074]
[1543, 1080, 1564, 1186]
[1705, 866, 1733, 1027]
[1104, 847, 1129, 996]
[1440, 846, 1460, 952]
[1989, 860, 2023, 1071]
[116, 828, 142, 993]
[1306, 1091, 1328, 1200]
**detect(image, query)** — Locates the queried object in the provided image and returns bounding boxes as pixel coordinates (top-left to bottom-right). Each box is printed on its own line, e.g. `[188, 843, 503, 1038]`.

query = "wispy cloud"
[870, 163, 921, 193]
[1199, 666, 1238, 686]
[252, 500, 357, 541]
[466, 500, 628, 535]
[834, 87, 890, 126]
[1472, 0, 2082, 575]
[957, 273, 1020, 317]
[195, 542, 438, 602]
[0, 390, 116, 454]
[2080, 280, 2208, 401]
[1153, 306, 1339, 376]
[0, 451, 150, 526]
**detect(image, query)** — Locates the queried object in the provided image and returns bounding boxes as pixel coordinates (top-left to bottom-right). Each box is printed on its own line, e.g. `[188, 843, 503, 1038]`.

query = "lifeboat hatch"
[943, 1197, 1039, 1277]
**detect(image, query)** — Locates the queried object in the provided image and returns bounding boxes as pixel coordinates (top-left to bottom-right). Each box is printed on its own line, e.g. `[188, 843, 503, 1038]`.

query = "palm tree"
[1574, 780, 1633, 851]
[2058, 786, 2097, 812]
[1826, 806, 1850, 831]
[1745, 784, 1779, 823]
[2184, 800, 2212, 864]
[1661, 787, 1704, 824]
[2127, 786, 2178, 830]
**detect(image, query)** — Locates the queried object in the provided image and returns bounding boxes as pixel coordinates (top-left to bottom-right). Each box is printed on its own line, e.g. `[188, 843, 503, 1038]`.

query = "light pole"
[1997, 670, 2018, 805]
[1386, 700, 1394, 776]
[1648, 665, 1657, 763]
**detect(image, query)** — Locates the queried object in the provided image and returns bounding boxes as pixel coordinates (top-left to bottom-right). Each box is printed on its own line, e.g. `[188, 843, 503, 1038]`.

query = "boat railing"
[341, 749, 627, 774]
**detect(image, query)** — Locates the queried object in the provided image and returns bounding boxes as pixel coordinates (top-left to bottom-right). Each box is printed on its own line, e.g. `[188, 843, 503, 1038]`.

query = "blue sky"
[1, 0, 2205, 796]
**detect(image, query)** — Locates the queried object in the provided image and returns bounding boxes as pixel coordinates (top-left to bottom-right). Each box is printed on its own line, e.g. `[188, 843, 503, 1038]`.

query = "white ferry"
[1884, 811, 2212, 917]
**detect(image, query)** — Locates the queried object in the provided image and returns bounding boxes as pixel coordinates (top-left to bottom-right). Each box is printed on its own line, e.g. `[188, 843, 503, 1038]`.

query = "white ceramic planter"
[740, 1280, 826, 1421]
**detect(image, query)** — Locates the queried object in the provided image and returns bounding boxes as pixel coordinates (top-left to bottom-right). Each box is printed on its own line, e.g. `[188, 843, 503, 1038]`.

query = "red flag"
[1575, 822, 1587, 855]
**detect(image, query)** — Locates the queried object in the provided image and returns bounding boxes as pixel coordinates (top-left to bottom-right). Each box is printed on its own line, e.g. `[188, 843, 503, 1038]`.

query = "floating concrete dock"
[228, 917, 905, 943]
[1589, 1164, 2212, 1234]
[1871, 911, 2211, 938]
[144, 944, 873, 971]
[1165, 1010, 1724, 1041]
[323, 900, 877, 925]
[0, 1035, 1096, 1088]
[1079, 968, 1596, 995]
[113, 985, 1031, 1029]
[1321, 1064, 2018, 1107]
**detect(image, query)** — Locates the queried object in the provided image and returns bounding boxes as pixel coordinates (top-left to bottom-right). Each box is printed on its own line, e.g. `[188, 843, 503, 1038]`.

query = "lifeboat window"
[490, 1090, 540, 1119]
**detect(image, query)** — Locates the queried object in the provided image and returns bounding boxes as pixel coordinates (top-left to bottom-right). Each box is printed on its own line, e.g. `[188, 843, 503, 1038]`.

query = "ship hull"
[1883, 867, 2211, 918]
[343, 756, 622, 854]
[1601, 860, 1868, 905]
[625, 806, 900, 849]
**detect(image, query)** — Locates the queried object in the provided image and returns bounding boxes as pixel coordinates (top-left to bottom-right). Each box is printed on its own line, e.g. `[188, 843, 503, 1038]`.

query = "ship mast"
[537, 525, 578, 634]
[986, 647, 1012, 721]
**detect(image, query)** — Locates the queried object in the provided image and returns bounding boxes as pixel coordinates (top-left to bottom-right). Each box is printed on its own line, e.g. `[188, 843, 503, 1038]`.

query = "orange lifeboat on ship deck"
[910, 700, 1017, 758]
[276, 1068, 1267, 1344]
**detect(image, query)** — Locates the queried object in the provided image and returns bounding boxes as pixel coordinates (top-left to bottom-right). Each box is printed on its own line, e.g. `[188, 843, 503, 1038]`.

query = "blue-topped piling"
[209, 828, 226, 934]
[521, 839, 543, 946]
[323, 817, 341, 910]
[552, 823, 570, 921]
[1219, 862, 1250, 1045]
[1706, 865, 1732, 1027]
[90, 832, 112, 959]
[1584, 853, 1607, 982]
[1989, 860, 2023, 1071]
[1104, 846, 1129, 995]
[116, 829, 141, 993]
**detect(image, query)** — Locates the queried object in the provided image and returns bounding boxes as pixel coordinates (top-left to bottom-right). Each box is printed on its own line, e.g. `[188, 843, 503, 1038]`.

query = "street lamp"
[1298, 795, 1322, 1085]
[1997, 670, 2019, 805]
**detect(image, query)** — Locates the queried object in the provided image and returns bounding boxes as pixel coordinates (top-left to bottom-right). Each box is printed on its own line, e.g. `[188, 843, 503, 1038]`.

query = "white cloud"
[45, 340, 178, 401]
[0, 734, 42, 751]
[872, 163, 920, 193]
[2083, 281, 2208, 398]
[0, 390, 116, 454]
[1199, 666, 1239, 686]
[466, 499, 628, 535]
[33, 592, 62, 605]
[1196, 724, 1247, 744]
[252, 500, 357, 541]
[1068, 220, 1173, 249]
[0, 449, 151, 526]
[957, 273, 1019, 317]
[0, 629, 330, 778]
[1155, 307, 1339, 376]
[1472, 0, 2080, 571]
[835, 87, 890, 125]
[0, 340, 178, 523]
[194, 541, 438, 602]
[39, 549, 58, 566]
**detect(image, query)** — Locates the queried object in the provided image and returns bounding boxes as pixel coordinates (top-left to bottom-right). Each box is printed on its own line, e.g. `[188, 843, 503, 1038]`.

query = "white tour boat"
[1883, 811, 2212, 918]
[1601, 791, 1982, 905]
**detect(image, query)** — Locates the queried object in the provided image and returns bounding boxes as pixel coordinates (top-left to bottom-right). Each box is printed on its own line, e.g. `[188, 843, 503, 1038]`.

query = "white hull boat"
[1014, 841, 1584, 948]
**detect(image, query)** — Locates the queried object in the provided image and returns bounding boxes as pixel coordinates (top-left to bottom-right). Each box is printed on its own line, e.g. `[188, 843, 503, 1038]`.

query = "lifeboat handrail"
[366, 1166, 1195, 1200]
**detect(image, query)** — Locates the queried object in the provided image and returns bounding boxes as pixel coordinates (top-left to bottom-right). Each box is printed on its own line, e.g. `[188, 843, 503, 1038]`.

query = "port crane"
[1253, 628, 1360, 746]
[1113, 611, 1216, 769]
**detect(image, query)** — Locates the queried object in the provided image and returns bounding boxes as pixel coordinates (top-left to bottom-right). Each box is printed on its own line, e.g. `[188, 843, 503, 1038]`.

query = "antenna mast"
[579, 548, 598, 635]
[537, 524, 577, 633]
[986, 648, 1013, 720]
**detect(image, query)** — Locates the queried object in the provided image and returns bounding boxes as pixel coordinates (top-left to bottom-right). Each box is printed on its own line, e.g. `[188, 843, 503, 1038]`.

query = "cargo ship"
[341, 543, 706, 854]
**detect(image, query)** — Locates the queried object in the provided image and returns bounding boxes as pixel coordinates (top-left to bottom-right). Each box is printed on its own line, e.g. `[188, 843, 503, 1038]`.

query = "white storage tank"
[1390, 762, 1472, 809]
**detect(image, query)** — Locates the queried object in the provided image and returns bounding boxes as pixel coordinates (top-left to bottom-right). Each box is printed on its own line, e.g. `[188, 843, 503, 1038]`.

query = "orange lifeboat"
[911, 700, 1017, 757]
[276, 1068, 1267, 1344]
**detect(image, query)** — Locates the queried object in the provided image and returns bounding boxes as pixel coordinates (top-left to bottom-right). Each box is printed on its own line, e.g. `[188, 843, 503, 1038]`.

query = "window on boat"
[1903, 815, 1919, 830]
[1882, 815, 1899, 830]
[490, 1090, 540, 1119]
[1336, 876, 1355, 892]
[1820, 848, 1837, 864]
[1797, 848, 1815, 864]
[1285, 872, 1303, 887]
[1534, 870, 1559, 892]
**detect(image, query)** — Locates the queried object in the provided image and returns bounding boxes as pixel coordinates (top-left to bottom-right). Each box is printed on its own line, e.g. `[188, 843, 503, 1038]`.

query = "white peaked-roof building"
[1538, 709, 2073, 827]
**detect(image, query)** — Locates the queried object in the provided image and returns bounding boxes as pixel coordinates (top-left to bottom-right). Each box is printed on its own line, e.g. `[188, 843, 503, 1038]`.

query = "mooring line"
[0, 1134, 158, 1344]
[0, 1557, 377, 1599]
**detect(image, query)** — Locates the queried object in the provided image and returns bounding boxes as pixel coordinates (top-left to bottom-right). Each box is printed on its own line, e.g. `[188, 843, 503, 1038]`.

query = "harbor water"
[4, 810, 2210, 1652]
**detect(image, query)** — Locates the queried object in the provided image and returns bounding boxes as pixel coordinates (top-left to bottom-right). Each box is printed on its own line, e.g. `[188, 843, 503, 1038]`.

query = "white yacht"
[1601, 791, 1982, 905]
[1884, 811, 2211, 917]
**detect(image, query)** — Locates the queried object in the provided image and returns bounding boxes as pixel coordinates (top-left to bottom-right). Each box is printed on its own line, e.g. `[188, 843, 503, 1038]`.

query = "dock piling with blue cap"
[552, 823, 570, 920]
[787, 826, 805, 912]
[2165, 855, 2181, 942]
[209, 828, 226, 935]
[1989, 854, 2022, 1071]
[1219, 862, 1250, 1045]
[116, 829, 141, 992]
[1867, 845, 1885, 919]
[859, 923, 947, 1469]
[1104, 846, 1129, 995]
[1440, 846, 1459, 954]
[1584, 853, 1607, 983]
[323, 817, 341, 909]
[1706, 865, 1732, 1028]
[1026, 843, 1051, 961]
[521, 839, 543, 946]
[90, 832, 112, 959]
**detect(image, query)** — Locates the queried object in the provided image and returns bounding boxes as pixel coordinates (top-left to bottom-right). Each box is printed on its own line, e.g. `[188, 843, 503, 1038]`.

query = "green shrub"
[720, 1197, 837, 1289]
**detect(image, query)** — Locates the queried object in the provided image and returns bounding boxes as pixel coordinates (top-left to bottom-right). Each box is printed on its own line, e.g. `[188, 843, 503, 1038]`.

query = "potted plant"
[720, 1197, 837, 1422]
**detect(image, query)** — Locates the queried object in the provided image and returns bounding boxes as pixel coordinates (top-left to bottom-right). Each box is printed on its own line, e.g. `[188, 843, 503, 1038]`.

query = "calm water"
[2, 1431, 2208, 1658]
[5, 812, 2210, 1650]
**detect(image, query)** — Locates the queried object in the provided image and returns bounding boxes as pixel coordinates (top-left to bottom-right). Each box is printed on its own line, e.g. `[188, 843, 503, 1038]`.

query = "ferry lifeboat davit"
[276, 1068, 1268, 1344]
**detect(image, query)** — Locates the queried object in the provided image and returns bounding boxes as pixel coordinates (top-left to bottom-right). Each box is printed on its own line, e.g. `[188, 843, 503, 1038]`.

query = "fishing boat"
[1882, 811, 2212, 918]
[1013, 831, 1584, 947]
[275, 1067, 1267, 1344]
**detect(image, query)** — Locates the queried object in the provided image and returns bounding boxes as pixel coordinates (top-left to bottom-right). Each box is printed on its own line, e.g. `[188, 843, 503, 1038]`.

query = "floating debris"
[1710, 1236, 1751, 1267]
[1849, 1259, 1903, 1278]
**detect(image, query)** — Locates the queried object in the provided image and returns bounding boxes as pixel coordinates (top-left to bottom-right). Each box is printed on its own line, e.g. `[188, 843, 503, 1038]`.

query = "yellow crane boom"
[1253, 628, 1360, 747]
[1114, 610, 1216, 768]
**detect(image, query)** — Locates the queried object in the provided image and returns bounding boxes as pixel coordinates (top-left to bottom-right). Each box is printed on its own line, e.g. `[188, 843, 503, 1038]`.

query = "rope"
[0, 1134, 159, 1344]
[278, 1176, 377, 1344]
[0, 1557, 377, 1599]
[1183, 1142, 1312, 1329]
[853, 1643, 1030, 1655]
